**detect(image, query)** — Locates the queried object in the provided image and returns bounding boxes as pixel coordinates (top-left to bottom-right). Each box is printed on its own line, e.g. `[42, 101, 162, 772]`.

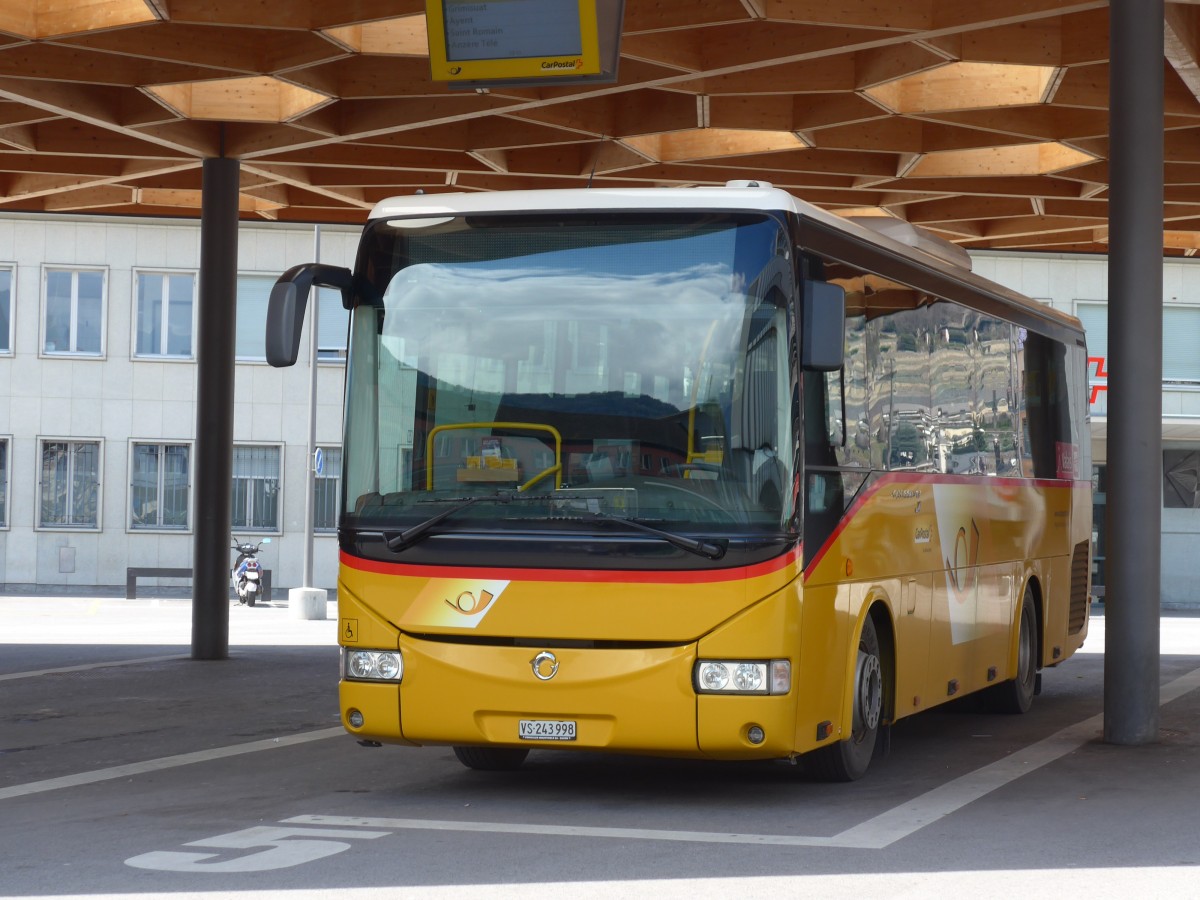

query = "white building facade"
[0, 213, 359, 595]
[0, 215, 1195, 606]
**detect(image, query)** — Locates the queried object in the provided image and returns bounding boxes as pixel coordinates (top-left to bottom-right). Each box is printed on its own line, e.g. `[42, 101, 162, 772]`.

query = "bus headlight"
[343, 648, 404, 682]
[695, 659, 790, 695]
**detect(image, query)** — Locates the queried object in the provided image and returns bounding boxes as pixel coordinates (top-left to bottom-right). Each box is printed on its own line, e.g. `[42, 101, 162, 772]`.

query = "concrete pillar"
[1104, 0, 1163, 744]
[191, 156, 240, 660]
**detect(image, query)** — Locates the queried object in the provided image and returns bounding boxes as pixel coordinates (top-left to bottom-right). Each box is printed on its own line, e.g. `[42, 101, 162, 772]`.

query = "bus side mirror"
[265, 263, 353, 367]
[801, 280, 845, 372]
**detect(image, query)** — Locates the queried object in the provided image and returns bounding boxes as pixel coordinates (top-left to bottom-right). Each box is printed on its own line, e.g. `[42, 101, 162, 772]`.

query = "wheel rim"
[853, 647, 882, 737]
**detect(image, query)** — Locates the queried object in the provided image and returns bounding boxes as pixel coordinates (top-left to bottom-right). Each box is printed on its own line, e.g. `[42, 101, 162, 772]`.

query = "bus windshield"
[342, 211, 796, 545]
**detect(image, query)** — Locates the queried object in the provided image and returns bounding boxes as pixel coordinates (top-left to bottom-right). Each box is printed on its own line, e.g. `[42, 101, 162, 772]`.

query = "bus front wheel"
[452, 745, 529, 771]
[805, 614, 885, 782]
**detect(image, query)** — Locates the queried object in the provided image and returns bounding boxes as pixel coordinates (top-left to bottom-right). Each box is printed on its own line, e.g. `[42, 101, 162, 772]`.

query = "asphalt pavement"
[2, 595, 1199, 899]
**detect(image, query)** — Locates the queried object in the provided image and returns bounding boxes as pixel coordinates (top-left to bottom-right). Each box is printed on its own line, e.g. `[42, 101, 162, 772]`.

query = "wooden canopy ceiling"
[0, 1, 1194, 255]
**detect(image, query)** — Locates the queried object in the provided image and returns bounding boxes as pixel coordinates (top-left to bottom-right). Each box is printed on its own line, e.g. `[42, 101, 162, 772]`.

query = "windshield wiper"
[385, 492, 726, 560]
[386, 491, 541, 551]
[580, 510, 727, 560]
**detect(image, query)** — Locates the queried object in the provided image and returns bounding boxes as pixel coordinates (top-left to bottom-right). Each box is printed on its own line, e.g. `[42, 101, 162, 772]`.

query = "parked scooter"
[231, 537, 271, 606]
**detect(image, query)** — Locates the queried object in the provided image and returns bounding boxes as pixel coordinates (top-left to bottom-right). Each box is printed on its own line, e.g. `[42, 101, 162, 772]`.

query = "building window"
[232, 444, 281, 532]
[43, 268, 105, 356]
[0, 437, 8, 528]
[38, 439, 101, 529]
[1163, 306, 1200, 382]
[135, 271, 195, 358]
[314, 446, 342, 532]
[130, 442, 190, 530]
[317, 287, 350, 361]
[1078, 300, 1200, 389]
[235, 274, 274, 361]
[0, 267, 12, 354]
[1164, 448, 1200, 509]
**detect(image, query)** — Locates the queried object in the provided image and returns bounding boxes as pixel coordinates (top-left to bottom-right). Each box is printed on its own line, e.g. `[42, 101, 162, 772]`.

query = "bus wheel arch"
[870, 603, 897, 752]
[804, 601, 894, 782]
[1025, 575, 1046, 670]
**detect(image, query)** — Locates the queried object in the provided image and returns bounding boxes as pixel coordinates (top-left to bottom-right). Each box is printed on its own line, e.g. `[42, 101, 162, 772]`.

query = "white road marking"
[0, 728, 345, 802]
[287, 814, 847, 847]
[125, 825, 391, 873]
[0, 654, 188, 681]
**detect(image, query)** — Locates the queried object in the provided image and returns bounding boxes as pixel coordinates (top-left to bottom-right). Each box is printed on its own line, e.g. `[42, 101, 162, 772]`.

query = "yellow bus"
[267, 183, 1091, 781]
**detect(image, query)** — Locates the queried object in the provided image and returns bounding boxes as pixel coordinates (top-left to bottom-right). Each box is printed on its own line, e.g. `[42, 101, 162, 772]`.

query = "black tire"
[452, 745, 529, 771]
[805, 614, 885, 782]
[989, 588, 1038, 714]
[246, 592, 256, 607]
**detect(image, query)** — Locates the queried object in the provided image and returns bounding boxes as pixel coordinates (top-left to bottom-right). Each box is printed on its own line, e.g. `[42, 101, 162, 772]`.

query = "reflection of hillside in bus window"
[882, 306, 932, 470]
[976, 319, 1020, 474]
[839, 314, 871, 468]
[931, 306, 975, 470]
[864, 317, 888, 469]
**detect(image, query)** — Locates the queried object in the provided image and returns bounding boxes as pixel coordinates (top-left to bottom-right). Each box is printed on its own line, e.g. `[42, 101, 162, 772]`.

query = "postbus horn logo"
[445, 589, 497, 616]
[946, 520, 981, 602]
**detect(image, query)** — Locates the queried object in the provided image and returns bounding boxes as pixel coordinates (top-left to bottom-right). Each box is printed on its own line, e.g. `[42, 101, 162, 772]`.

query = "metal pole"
[1104, 0, 1163, 744]
[192, 156, 240, 660]
[301, 225, 320, 588]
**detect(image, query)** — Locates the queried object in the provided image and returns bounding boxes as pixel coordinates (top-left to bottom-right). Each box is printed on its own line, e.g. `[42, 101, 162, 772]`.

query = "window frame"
[36, 436, 104, 531]
[40, 265, 108, 359]
[127, 439, 194, 533]
[235, 272, 277, 363]
[316, 286, 350, 363]
[0, 264, 14, 356]
[1162, 303, 1200, 384]
[313, 444, 342, 534]
[0, 435, 10, 530]
[132, 268, 198, 361]
[231, 442, 284, 534]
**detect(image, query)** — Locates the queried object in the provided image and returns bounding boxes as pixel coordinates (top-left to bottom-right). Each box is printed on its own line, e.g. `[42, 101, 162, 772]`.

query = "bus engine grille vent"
[1068, 540, 1089, 635]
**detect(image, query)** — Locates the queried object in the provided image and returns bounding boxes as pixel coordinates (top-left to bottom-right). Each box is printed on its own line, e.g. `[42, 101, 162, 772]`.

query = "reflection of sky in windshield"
[381, 235, 747, 400]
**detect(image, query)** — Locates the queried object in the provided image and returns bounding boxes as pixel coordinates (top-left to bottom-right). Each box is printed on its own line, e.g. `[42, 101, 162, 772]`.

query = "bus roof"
[370, 182, 844, 226]
[368, 183, 1084, 340]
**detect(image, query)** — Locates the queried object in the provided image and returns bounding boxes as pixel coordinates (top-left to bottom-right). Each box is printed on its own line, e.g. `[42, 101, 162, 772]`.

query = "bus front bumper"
[340, 637, 798, 759]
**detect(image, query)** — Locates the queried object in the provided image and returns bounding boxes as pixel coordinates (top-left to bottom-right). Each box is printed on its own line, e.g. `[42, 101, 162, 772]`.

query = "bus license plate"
[518, 719, 576, 741]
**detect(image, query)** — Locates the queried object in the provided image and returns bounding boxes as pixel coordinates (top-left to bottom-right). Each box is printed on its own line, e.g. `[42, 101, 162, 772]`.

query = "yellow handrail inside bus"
[425, 422, 563, 492]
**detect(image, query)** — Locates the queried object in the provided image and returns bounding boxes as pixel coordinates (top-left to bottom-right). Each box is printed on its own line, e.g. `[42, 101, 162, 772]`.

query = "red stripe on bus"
[340, 545, 802, 585]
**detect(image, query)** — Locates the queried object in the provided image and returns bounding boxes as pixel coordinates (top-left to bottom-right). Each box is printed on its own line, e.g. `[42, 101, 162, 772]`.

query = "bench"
[125, 567, 272, 602]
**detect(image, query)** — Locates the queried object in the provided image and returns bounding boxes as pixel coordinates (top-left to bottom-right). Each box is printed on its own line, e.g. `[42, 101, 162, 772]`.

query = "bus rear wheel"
[988, 588, 1038, 714]
[452, 745, 529, 771]
[805, 614, 885, 782]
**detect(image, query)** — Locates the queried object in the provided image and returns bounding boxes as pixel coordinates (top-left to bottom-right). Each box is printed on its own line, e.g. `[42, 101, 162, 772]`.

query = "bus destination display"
[427, 0, 602, 81]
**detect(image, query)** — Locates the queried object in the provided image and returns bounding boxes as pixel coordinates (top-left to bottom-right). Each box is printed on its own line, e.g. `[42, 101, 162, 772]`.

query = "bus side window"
[839, 314, 871, 469]
[824, 368, 845, 448]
